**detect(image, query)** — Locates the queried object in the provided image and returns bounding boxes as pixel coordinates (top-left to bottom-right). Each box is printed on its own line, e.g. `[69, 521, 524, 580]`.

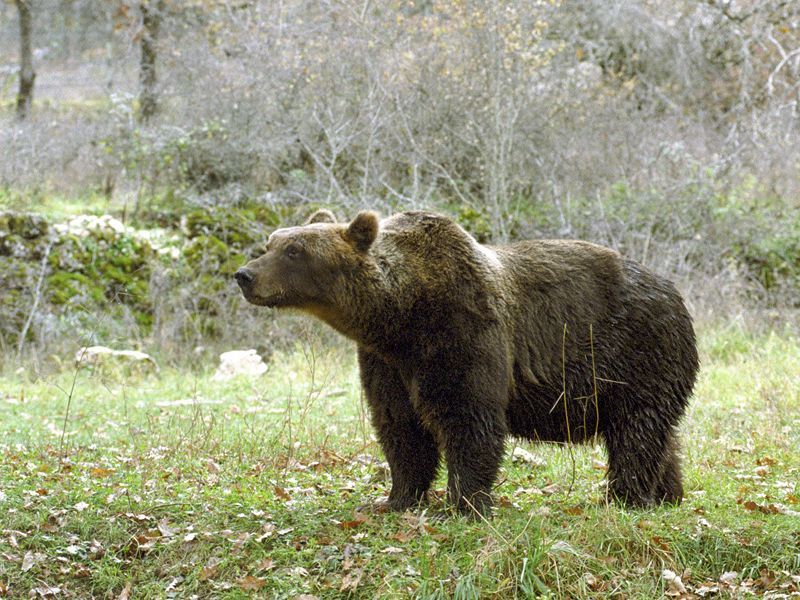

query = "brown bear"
[235, 210, 699, 516]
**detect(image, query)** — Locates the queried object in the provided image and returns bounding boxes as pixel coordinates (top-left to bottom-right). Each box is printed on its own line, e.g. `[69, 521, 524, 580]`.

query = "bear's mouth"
[241, 291, 291, 309]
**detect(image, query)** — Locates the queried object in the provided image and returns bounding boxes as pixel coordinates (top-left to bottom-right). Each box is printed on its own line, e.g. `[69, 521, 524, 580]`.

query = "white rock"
[57, 214, 129, 237]
[511, 446, 546, 466]
[212, 349, 268, 381]
[75, 346, 158, 371]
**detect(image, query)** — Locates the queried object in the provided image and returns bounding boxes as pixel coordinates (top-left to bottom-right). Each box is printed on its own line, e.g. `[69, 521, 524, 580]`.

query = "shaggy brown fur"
[236, 210, 699, 516]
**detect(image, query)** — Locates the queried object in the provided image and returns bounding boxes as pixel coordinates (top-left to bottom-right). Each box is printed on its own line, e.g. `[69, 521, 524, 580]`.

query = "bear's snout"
[234, 268, 255, 292]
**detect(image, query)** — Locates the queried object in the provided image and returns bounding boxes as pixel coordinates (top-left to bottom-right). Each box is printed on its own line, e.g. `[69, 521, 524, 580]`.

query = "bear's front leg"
[359, 349, 440, 511]
[417, 352, 509, 518]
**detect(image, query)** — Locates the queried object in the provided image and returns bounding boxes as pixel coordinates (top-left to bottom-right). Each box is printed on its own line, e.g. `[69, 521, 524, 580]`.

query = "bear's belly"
[506, 386, 604, 443]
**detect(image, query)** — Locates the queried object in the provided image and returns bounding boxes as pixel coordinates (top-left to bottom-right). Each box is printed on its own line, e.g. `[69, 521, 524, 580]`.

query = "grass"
[0, 328, 799, 598]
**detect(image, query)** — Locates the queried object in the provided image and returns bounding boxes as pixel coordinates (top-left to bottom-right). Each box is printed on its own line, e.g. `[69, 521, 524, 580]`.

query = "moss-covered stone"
[0, 211, 49, 239]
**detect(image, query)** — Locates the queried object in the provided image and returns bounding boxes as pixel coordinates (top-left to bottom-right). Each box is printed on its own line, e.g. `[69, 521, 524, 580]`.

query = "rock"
[511, 446, 546, 466]
[75, 346, 158, 372]
[0, 211, 49, 239]
[54, 214, 128, 238]
[212, 349, 268, 381]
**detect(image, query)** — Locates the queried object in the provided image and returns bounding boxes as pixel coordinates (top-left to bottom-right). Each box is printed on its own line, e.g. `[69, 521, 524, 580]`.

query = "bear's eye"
[285, 244, 302, 260]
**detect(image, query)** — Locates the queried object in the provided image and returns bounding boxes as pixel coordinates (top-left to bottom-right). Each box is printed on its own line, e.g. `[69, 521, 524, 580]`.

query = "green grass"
[0, 329, 799, 598]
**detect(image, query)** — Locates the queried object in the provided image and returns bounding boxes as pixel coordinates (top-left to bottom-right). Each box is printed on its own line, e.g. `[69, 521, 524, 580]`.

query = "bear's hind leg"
[604, 420, 682, 508]
[654, 434, 683, 504]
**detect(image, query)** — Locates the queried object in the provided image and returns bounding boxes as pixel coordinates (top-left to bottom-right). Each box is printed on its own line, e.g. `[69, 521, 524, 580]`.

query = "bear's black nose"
[234, 268, 254, 291]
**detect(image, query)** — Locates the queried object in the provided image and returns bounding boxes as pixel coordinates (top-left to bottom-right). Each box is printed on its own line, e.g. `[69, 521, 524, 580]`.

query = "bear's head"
[235, 210, 379, 311]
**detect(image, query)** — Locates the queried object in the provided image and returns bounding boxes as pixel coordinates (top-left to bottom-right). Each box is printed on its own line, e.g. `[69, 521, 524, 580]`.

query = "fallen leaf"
[0, 581, 8, 596]
[719, 571, 738, 584]
[542, 483, 560, 495]
[392, 530, 415, 543]
[564, 505, 584, 516]
[293, 536, 309, 550]
[662, 569, 686, 595]
[29, 585, 61, 598]
[339, 513, 370, 530]
[255, 558, 274, 572]
[757, 568, 777, 588]
[74, 502, 89, 513]
[380, 546, 403, 554]
[237, 576, 267, 591]
[583, 572, 605, 591]
[117, 582, 132, 600]
[88, 540, 104, 560]
[199, 557, 221, 581]
[695, 583, 719, 596]
[183, 532, 197, 543]
[21, 551, 43, 572]
[157, 519, 175, 538]
[651, 535, 671, 551]
[274, 486, 291, 501]
[340, 568, 364, 592]
[90, 467, 115, 478]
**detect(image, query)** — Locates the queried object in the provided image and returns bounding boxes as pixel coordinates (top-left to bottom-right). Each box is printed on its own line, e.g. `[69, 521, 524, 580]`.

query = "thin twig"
[562, 323, 577, 499]
[17, 239, 53, 360]
[59, 345, 88, 464]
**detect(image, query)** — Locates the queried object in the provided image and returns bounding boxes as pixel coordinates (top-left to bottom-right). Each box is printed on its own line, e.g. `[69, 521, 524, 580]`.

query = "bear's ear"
[305, 209, 337, 225]
[345, 211, 379, 252]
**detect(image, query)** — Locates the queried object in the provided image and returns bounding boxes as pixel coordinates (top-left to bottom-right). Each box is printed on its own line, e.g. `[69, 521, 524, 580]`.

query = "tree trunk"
[60, 0, 74, 58]
[15, 0, 35, 120]
[138, 0, 164, 122]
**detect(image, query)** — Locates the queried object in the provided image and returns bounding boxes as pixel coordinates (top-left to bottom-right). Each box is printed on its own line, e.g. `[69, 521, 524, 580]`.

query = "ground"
[0, 327, 798, 599]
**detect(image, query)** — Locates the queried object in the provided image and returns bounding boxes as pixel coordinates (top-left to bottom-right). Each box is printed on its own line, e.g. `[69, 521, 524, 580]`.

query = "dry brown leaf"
[583, 572, 605, 591]
[651, 535, 671, 551]
[157, 519, 175, 538]
[339, 513, 370, 529]
[30, 585, 61, 598]
[274, 486, 291, 501]
[0, 581, 8, 596]
[340, 567, 364, 592]
[757, 568, 777, 588]
[542, 483, 560, 495]
[90, 467, 115, 478]
[392, 530, 415, 543]
[293, 536, 309, 551]
[199, 557, 222, 581]
[237, 575, 267, 591]
[21, 551, 45, 572]
[255, 558, 274, 572]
